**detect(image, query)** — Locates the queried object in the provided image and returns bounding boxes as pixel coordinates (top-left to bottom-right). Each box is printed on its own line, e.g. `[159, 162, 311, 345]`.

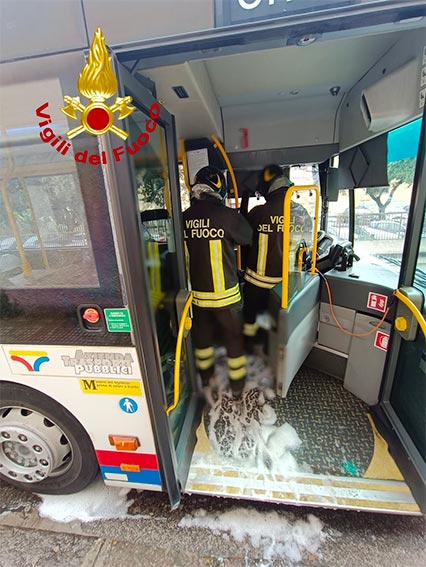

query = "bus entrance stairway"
[185, 359, 420, 515]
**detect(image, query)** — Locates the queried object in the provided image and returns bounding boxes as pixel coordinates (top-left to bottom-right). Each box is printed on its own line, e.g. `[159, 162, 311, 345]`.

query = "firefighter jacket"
[183, 192, 253, 309]
[244, 186, 312, 289]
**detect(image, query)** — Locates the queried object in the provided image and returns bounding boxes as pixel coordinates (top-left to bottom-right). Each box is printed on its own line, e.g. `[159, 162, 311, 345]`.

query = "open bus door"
[99, 42, 426, 514]
[376, 113, 426, 513]
[99, 60, 198, 509]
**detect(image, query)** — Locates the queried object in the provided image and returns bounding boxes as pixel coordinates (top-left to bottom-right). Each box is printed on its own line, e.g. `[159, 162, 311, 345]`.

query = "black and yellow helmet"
[257, 164, 293, 197]
[193, 166, 227, 200]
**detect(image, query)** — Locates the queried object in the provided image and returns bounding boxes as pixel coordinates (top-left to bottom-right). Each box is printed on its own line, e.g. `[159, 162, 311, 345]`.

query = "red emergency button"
[82, 307, 101, 324]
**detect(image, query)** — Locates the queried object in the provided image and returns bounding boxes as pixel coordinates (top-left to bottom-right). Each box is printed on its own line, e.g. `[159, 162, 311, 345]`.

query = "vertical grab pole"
[159, 132, 172, 215]
[179, 139, 191, 192]
[281, 185, 320, 310]
[1, 148, 32, 278]
[211, 134, 240, 208]
[310, 186, 320, 274]
[211, 134, 241, 269]
[281, 188, 293, 310]
[20, 177, 49, 270]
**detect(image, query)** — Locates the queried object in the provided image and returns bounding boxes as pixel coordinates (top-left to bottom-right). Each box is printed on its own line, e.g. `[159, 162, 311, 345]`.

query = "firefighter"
[183, 165, 253, 398]
[242, 164, 312, 352]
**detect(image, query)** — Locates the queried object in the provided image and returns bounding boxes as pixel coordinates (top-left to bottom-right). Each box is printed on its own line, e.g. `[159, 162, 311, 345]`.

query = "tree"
[366, 157, 416, 217]
[387, 157, 417, 184]
[366, 178, 400, 219]
[136, 165, 191, 212]
[0, 174, 84, 238]
[136, 167, 165, 209]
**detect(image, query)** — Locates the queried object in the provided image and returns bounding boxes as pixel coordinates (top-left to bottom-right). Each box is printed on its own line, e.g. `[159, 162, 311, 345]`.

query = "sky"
[387, 118, 422, 163]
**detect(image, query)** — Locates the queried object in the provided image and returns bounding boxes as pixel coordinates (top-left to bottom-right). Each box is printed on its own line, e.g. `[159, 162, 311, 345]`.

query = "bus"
[0, 0, 425, 515]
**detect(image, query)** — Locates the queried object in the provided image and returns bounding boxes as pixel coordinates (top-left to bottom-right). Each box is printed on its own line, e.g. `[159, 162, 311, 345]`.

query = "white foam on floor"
[37, 477, 132, 523]
[204, 352, 311, 476]
[179, 507, 326, 564]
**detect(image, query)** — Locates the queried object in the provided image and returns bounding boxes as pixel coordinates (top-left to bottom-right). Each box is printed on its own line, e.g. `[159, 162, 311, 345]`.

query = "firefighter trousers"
[243, 281, 270, 351]
[192, 303, 246, 394]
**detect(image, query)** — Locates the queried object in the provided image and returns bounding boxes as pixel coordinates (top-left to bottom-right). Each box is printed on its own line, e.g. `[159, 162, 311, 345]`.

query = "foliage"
[365, 182, 398, 216]
[365, 157, 416, 216]
[136, 165, 191, 212]
[388, 157, 417, 185]
[179, 167, 191, 211]
[0, 174, 84, 238]
[136, 167, 166, 209]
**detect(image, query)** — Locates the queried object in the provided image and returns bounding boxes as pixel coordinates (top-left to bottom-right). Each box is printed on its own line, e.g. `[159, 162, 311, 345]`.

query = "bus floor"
[185, 357, 421, 515]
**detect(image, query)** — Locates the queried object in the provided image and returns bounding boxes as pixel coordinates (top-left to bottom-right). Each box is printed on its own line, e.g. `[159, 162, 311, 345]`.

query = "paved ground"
[0, 479, 424, 567]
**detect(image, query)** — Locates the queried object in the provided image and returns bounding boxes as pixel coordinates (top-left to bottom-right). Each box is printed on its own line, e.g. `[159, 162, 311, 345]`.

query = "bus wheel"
[0, 383, 99, 494]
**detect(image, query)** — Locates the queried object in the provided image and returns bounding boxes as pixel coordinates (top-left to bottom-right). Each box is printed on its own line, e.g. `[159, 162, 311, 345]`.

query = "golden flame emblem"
[61, 28, 135, 140]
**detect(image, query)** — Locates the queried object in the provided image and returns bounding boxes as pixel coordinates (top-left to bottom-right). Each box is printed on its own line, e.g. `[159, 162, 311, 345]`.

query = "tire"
[0, 382, 99, 494]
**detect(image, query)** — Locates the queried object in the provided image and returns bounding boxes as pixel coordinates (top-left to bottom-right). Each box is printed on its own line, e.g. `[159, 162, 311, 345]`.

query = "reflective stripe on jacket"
[183, 193, 253, 308]
[244, 187, 312, 289]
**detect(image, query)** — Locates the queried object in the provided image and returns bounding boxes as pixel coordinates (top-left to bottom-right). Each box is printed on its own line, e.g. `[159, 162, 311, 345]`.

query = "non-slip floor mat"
[203, 359, 374, 477]
[270, 367, 374, 477]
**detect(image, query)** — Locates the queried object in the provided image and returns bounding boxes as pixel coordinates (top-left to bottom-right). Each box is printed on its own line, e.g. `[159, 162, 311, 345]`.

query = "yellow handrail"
[179, 138, 191, 192]
[211, 134, 241, 269]
[166, 292, 193, 415]
[281, 185, 320, 309]
[19, 176, 49, 270]
[393, 289, 426, 337]
[211, 134, 240, 208]
[147, 241, 163, 310]
[1, 146, 32, 278]
[159, 131, 172, 215]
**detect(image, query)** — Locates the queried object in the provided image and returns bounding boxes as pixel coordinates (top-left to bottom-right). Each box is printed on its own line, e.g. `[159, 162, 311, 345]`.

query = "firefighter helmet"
[193, 166, 227, 200]
[257, 164, 293, 197]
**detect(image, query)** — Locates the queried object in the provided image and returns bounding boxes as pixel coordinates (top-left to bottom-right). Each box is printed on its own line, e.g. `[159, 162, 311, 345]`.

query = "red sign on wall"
[374, 331, 390, 351]
[367, 292, 388, 313]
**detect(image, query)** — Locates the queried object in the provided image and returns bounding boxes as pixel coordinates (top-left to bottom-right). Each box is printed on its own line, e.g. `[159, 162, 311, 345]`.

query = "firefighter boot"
[228, 354, 247, 399]
[243, 322, 259, 355]
[256, 327, 269, 355]
[230, 376, 246, 400]
[195, 346, 215, 388]
[200, 367, 214, 388]
[244, 334, 255, 355]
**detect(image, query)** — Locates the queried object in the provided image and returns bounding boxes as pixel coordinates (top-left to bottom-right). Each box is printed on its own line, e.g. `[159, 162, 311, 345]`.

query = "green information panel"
[104, 308, 133, 333]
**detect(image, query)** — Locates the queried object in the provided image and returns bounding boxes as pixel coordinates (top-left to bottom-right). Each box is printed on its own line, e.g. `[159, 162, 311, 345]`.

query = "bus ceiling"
[119, 27, 425, 168]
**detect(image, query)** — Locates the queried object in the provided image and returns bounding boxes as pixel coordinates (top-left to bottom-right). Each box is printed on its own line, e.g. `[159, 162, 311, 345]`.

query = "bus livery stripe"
[9, 350, 48, 356]
[100, 466, 161, 486]
[95, 449, 159, 470]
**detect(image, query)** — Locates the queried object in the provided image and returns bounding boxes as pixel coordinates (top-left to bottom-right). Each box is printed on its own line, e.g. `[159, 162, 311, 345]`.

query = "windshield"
[327, 118, 423, 277]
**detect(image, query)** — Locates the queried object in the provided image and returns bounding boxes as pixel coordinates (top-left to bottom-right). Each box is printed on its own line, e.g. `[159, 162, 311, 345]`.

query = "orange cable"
[316, 268, 390, 338]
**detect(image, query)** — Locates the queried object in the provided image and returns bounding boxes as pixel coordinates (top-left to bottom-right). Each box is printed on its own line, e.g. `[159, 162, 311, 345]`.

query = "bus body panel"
[1, 0, 214, 62]
[0, 344, 162, 491]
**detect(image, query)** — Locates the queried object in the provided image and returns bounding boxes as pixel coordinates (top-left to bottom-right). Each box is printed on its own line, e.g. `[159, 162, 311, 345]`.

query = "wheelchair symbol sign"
[119, 397, 138, 414]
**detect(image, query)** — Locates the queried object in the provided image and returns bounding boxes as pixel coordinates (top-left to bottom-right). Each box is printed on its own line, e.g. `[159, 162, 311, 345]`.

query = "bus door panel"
[379, 115, 426, 513]
[99, 59, 198, 508]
